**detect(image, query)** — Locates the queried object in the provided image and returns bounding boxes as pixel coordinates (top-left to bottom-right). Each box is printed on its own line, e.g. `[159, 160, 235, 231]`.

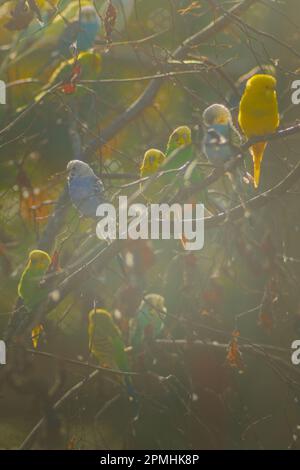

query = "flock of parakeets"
[4, 1, 134, 109]
[6, 71, 279, 405]
[141, 74, 279, 190]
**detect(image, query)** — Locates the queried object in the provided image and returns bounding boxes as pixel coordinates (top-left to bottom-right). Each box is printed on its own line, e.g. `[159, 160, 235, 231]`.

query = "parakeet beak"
[216, 115, 228, 125]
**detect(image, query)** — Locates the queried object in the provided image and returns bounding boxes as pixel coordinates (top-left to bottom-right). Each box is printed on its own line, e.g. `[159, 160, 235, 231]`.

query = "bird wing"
[229, 125, 242, 148]
[92, 176, 105, 201]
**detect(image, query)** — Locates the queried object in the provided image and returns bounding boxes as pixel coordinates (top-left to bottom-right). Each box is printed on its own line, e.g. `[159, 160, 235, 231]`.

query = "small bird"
[59, 5, 101, 55]
[88, 308, 136, 400]
[130, 294, 166, 352]
[140, 149, 166, 201]
[5, 250, 51, 342]
[18, 250, 51, 311]
[227, 64, 276, 110]
[202, 104, 242, 166]
[164, 125, 193, 170]
[202, 104, 253, 207]
[67, 160, 126, 277]
[161, 126, 194, 195]
[67, 160, 106, 219]
[238, 74, 280, 188]
[139, 128, 193, 200]
[140, 149, 166, 177]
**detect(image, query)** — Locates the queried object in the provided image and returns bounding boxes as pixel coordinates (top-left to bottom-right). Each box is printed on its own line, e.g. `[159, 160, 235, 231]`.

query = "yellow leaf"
[31, 324, 44, 349]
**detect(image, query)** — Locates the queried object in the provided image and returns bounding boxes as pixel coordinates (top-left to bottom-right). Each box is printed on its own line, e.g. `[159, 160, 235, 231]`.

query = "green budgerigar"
[18, 249, 51, 312]
[88, 309, 136, 400]
[5, 250, 51, 342]
[140, 127, 194, 201]
[161, 126, 195, 195]
[130, 294, 166, 352]
[164, 125, 193, 170]
[140, 148, 166, 202]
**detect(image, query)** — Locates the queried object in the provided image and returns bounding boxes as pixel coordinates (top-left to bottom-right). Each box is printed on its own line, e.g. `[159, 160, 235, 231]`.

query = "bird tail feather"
[251, 142, 266, 188]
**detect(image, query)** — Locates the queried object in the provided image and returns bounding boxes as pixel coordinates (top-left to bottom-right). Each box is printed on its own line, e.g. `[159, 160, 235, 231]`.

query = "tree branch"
[38, 0, 258, 253]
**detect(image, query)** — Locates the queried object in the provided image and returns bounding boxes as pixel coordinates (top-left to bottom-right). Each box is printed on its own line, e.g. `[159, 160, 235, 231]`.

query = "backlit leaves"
[226, 330, 244, 371]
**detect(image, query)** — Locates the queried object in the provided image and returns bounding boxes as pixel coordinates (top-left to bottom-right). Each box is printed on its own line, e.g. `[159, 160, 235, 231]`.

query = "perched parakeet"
[227, 64, 276, 110]
[67, 160, 106, 218]
[18, 249, 51, 311]
[24, 2, 101, 56]
[67, 160, 126, 276]
[158, 126, 194, 197]
[58, 5, 101, 55]
[5, 2, 101, 108]
[238, 74, 280, 188]
[88, 308, 135, 399]
[5, 250, 51, 343]
[18, 0, 134, 58]
[140, 149, 166, 201]
[58, 0, 135, 53]
[130, 294, 166, 352]
[202, 104, 241, 166]
[164, 126, 193, 170]
[202, 103, 253, 200]
[140, 149, 166, 177]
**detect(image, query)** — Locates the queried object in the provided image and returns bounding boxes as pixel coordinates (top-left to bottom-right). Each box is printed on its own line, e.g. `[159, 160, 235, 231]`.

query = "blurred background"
[0, 0, 300, 450]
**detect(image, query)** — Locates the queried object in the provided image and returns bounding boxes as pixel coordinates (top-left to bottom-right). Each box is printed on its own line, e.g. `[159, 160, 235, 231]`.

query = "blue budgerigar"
[202, 104, 241, 166]
[202, 104, 253, 201]
[67, 160, 106, 218]
[67, 160, 126, 276]
[59, 5, 101, 55]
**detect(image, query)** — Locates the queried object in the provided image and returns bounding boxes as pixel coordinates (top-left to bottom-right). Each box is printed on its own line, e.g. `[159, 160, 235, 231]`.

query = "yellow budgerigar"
[238, 74, 279, 188]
